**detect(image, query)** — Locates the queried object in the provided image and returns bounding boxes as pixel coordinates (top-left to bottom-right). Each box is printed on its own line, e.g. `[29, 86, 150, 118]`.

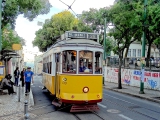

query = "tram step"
[70, 104, 99, 112]
[52, 101, 61, 107]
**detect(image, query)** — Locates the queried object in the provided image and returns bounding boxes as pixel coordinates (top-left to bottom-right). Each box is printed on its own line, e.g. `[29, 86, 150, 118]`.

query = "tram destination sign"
[65, 31, 99, 40]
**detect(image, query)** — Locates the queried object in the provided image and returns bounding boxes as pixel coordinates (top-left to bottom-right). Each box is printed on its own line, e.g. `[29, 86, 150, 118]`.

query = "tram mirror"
[95, 52, 100, 57]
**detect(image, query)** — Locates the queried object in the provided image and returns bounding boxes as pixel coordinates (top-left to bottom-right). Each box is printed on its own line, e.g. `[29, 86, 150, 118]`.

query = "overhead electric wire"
[58, 0, 78, 17]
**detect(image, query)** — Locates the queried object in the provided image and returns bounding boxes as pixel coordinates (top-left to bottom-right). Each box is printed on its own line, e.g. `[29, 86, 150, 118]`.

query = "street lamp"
[139, 0, 148, 94]
[102, 17, 107, 86]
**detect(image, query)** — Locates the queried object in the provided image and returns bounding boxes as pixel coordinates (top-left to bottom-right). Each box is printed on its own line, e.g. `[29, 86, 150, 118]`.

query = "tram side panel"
[57, 75, 103, 103]
[42, 73, 55, 95]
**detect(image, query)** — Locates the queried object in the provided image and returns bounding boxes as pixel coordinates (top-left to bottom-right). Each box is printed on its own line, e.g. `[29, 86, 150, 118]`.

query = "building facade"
[34, 54, 43, 75]
[110, 42, 160, 58]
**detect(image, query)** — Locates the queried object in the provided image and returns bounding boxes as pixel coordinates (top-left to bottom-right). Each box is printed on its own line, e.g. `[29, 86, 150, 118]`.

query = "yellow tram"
[42, 31, 103, 112]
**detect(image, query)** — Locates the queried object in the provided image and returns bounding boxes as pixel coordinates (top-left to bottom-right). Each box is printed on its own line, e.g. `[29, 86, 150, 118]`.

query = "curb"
[29, 88, 34, 107]
[103, 87, 160, 103]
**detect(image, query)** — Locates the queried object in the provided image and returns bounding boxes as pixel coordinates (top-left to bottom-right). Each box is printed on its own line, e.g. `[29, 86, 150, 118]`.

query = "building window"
[138, 49, 141, 57]
[127, 49, 131, 57]
[133, 49, 136, 57]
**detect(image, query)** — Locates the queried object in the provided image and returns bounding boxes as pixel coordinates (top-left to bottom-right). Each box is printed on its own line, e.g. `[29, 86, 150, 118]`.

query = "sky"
[15, 0, 115, 62]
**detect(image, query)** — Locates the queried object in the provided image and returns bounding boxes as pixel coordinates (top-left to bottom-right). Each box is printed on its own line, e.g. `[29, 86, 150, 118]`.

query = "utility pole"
[139, 0, 148, 94]
[103, 18, 107, 85]
[103, 18, 106, 60]
[0, 0, 2, 51]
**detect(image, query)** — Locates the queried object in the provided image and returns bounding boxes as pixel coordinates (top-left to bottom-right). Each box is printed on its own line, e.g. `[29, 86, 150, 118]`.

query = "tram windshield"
[79, 50, 93, 74]
[62, 50, 77, 73]
[62, 50, 102, 74]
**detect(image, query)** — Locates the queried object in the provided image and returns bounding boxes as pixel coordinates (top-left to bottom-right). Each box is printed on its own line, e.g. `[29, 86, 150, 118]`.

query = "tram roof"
[43, 39, 103, 57]
[47, 39, 103, 50]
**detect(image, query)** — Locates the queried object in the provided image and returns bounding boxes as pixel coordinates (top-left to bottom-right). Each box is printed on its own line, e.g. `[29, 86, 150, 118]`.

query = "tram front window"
[79, 50, 93, 74]
[62, 50, 77, 73]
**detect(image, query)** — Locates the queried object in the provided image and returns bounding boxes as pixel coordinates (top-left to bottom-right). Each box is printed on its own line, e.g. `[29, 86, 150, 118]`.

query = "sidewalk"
[0, 86, 35, 120]
[103, 81, 160, 103]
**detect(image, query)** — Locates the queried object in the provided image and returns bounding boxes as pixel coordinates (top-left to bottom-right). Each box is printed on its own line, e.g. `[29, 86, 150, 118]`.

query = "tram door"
[55, 53, 60, 98]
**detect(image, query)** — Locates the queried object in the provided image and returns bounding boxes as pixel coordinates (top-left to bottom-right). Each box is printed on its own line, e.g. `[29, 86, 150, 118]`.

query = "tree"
[2, 0, 51, 29]
[145, 0, 160, 66]
[33, 11, 92, 52]
[108, 0, 142, 89]
[2, 24, 22, 50]
[80, 7, 114, 53]
[105, 37, 114, 56]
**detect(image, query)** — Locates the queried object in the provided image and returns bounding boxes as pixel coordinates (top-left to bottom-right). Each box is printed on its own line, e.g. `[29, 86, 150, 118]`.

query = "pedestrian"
[20, 68, 26, 87]
[14, 67, 20, 86]
[24, 67, 34, 94]
[0, 74, 16, 95]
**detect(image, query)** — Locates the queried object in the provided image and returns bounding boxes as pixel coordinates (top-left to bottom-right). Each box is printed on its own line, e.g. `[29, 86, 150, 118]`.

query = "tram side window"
[47, 62, 51, 74]
[49, 62, 52, 74]
[79, 50, 93, 74]
[55, 53, 61, 72]
[95, 52, 102, 74]
[62, 50, 76, 73]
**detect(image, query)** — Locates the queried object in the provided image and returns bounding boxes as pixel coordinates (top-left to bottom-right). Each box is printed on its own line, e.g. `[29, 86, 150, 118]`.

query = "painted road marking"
[107, 109, 120, 113]
[119, 114, 133, 120]
[103, 93, 136, 105]
[98, 103, 107, 108]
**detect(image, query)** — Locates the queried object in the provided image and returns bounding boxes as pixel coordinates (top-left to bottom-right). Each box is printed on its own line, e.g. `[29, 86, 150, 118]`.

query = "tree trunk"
[146, 42, 151, 67]
[124, 46, 129, 58]
[118, 51, 122, 89]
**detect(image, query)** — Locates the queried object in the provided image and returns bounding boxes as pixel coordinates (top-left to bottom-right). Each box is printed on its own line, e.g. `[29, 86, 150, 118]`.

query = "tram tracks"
[73, 111, 106, 120]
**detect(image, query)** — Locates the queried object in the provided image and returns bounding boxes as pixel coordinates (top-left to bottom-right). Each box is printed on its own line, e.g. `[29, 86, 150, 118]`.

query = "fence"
[106, 57, 160, 71]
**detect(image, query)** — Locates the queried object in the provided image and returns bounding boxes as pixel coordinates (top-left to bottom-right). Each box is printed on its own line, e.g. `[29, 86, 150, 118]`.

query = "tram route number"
[67, 32, 97, 40]
[62, 81, 67, 85]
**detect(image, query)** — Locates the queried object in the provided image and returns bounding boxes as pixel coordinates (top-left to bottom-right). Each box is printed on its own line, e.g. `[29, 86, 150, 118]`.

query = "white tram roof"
[53, 39, 102, 47]
[43, 39, 103, 57]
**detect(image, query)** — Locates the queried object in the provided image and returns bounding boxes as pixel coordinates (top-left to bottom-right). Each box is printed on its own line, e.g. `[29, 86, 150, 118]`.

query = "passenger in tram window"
[79, 62, 86, 72]
[88, 63, 92, 72]
[70, 61, 76, 71]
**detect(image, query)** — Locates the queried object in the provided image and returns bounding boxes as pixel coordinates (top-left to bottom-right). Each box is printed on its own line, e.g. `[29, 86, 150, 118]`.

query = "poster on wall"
[106, 67, 160, 90]
[141, 69, 144, 82]
[121, 69, 132, 85]
[146, 72, 159, 90]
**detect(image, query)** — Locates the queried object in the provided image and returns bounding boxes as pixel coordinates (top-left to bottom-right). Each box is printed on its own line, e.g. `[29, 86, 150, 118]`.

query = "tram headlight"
[83, 87, 89, 93]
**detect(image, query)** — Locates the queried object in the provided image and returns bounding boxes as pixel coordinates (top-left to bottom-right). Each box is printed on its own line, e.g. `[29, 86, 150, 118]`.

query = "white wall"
[110, 42, 160, 58]
[105, 67, 160, 91]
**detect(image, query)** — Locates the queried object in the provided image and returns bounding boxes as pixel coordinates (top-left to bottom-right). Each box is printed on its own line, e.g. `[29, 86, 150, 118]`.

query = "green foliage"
[108, 0, 142, 55]
[33, 11, 92, 52]
[105, 37, 114, 55]
[80, 7, 113, 54]
[2, 0, 51, 28]
[2, 24, 22, 50]
[80, 7, 109, 32]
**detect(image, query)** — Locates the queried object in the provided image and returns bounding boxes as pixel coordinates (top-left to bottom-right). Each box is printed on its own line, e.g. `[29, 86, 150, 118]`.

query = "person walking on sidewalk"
[14, 67, 20, 86]
[20, 68, 26, 87]
[24, 67, 34, 94]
